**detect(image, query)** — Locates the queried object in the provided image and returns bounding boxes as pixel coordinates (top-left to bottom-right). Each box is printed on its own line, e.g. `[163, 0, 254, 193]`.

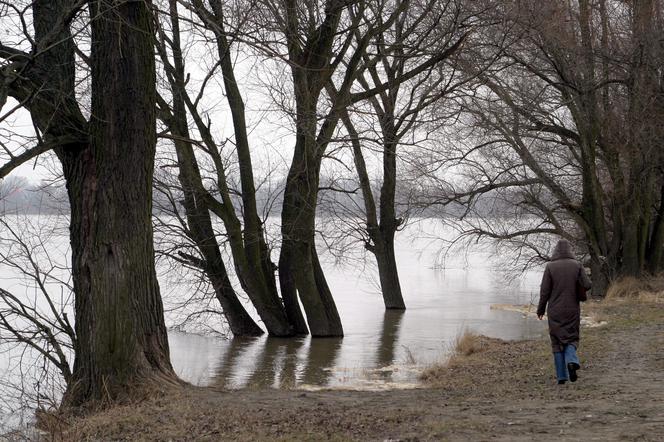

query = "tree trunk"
[61, 0, 178, 405]
[205, 1, 293, 333]
[621, 201, 643, 276]
[159, 0, 264, 336]
[276, 62, 343, 337]
[170, 135, 263, 336]
[373, 235, 406, 309]
[647, 184, 664, 273]
[279, 152, 343, 337]
[376, 121, 406, 309]
[278, 244, 310, 335]
[207, 8, 296, 335]
[622, 0, 658, 276]
[588, 252, 612, 298]
[343, 111, 406, 309]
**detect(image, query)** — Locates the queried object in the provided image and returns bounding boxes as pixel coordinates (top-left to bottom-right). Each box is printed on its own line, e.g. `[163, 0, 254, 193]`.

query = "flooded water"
[168, 220, 547, 390]
[0, 215, 547, 429]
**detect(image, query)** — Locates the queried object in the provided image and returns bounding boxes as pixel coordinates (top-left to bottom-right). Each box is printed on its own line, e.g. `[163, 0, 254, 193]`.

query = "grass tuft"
[453, 330, 484, 358]
[419, 329, 496, 384]
[604, 275, 664, 303]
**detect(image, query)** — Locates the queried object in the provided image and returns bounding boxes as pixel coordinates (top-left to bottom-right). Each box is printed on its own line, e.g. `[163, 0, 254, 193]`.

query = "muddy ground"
[35, 300, 664, 441]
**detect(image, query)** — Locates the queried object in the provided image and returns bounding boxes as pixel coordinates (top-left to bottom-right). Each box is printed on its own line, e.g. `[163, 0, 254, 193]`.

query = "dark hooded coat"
[537, 239, 592, 353]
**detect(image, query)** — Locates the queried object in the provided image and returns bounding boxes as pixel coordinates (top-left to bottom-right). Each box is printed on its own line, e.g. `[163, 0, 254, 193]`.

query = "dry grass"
[605, 274, 664, 303]
[583, 301, 610, 325]
[419, 330, 497, 384]
[581, 275, 664, 332]
[452, 330, 484, 358]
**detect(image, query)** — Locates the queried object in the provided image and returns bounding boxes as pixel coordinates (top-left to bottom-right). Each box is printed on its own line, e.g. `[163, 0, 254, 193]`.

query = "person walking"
[537, 239, 592, 385]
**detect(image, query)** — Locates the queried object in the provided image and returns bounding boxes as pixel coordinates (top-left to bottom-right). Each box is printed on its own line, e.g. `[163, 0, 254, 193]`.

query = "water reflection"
[374, 310, 405, 379]
[201, 310, 410, 389]
[301, 338, 342, 385]
[211, 337, 257, 389]
[168, 220, 549, 389]
[208, 336, 345, 389]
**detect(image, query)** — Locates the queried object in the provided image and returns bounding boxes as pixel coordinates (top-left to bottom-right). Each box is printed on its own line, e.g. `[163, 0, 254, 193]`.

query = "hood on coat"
[551, 239, 575, 261]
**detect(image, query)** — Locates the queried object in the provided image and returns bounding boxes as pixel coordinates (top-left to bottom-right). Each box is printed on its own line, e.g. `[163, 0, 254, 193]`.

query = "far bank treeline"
[0, 0, 662, 407]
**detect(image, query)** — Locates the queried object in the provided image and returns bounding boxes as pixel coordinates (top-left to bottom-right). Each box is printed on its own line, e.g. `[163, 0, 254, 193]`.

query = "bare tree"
[0, 214, 74, 419]
[416, 0, 664, 293]
[154, 0, 305, 336]
[1, 0, 178, 406]
[336, 0, 472, 309]
[239, 0, 470, 335]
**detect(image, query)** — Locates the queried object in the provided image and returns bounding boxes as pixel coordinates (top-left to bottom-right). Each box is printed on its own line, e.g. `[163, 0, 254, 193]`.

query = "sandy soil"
[36, 300, 664, 441]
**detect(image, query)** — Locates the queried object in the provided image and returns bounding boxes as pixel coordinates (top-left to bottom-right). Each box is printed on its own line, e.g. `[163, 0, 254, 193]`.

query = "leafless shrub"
[0, 212, 74, 431]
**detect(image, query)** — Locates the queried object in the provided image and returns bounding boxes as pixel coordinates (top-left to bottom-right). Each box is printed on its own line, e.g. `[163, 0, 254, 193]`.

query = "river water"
[0, 216, 547, 429]
[168, 219, 547, 390]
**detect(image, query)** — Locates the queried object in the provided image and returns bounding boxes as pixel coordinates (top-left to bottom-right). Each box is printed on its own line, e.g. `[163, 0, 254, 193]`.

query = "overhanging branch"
[0, 134, 84, 179]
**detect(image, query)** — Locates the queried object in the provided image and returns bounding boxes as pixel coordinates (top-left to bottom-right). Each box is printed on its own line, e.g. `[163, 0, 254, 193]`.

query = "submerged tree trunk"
[342, 112, 405, 309]
[279, 146, 343, 336]
[271, 0, 356, 338]
[206, 0, 298, 336]
[376, 125, 406, 309]
[168, 130, 264, 336]
[62, 0, 177, 405]
[373, 235, 406, 309]
[273, 0, 430, 333]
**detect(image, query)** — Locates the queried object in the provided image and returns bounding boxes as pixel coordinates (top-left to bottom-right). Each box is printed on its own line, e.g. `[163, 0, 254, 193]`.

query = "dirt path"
[55, 302, 664, 441]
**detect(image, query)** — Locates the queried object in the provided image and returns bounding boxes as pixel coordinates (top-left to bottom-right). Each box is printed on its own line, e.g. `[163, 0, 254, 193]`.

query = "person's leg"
[553, 352, 568, 384]
[564, 344, 580, 382]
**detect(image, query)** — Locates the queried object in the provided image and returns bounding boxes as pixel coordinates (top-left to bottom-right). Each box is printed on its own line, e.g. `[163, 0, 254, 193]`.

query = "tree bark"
[272, 0, 359, 337]
[373, 235, 406, 309]
[376, 124, 406, 309]
[62, 0, 178, 405]
[279, 149, 343, 336]
[646, 183, 664, 273]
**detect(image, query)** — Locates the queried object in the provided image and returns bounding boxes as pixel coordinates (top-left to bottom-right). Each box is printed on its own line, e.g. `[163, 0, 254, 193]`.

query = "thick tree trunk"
[279, 228, 343, 337]
[279, 153, 343, 337]
[277, 66, 343, 337]
[278, 244, 310, 335]
[311, 242, 343, 331]
[62, 0, 177, 405]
